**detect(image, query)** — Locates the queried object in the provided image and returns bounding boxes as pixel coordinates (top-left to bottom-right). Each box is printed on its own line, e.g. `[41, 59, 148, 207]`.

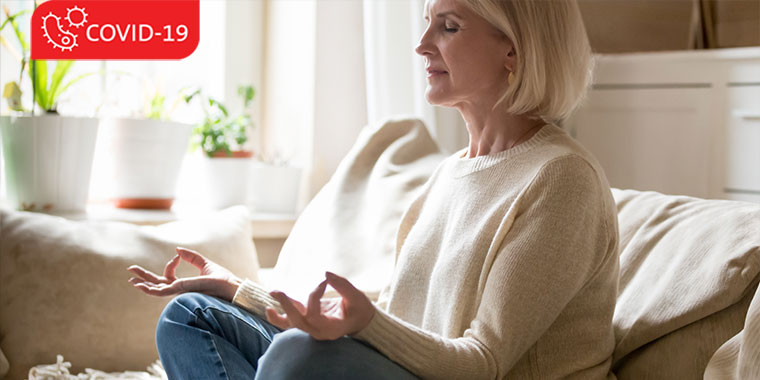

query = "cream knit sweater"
[234, 124, 619, 379]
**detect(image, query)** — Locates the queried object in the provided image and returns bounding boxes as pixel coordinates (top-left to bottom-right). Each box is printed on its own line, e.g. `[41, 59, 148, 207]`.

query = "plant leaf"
[237, 85, 255, 108]
[29, 60, 49, 111]
[4, 8, 29, 52]
[182, 88, 201, 103]
[0, 9, 31, 34]
[46, 60, 74, 109]
[208, 97, 228, 117]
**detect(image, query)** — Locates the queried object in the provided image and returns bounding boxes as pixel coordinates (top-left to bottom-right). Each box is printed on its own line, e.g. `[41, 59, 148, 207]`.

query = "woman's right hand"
[127, 247, 242, 302]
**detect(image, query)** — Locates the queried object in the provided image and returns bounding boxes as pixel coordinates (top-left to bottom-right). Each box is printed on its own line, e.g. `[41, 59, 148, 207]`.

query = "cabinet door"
[569, 87, 713, 198]
[724, 85, 760, 195]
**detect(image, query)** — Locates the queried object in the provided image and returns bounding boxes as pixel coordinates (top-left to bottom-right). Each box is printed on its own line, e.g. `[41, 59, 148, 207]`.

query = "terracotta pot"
[211, 150, 253, 158]
[111, 198, 175, 209]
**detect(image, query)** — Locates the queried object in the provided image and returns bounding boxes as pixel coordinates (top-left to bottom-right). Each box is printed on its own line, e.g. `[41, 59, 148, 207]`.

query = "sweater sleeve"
[232, 279, 285, 317]
[233, 278, 391, 318]
[351, 155, 616, 379]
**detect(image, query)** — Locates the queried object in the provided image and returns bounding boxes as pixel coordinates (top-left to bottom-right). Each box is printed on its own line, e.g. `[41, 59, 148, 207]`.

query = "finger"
[325, 271, 361, 299]
[129, 277, 163, 289]
[130, 276, 205, 297]
[129, 279, 180, 297]
[127, 265, 166, 284]
[164, 254, 181, 282]
[307, 280, 328, 318]
[275, 293, 308, 315]
[265, 307, 292, 330]
[128, 277, 149, 285]
[270, 291, 311, 330]
[176, 247, 209, 271]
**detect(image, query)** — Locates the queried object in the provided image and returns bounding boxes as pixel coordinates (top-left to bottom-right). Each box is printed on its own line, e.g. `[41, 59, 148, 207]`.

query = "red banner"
[31, 0, 199, 60]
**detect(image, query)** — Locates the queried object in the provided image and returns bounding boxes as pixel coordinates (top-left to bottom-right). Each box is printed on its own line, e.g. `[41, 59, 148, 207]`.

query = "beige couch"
[1, 118, 759, 379]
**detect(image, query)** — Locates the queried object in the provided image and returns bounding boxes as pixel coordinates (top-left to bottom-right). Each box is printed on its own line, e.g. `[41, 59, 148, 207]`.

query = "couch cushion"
[611, 189, 760, 378]
[265, 117, 446, 301]
[704, 281, 760, 380]
[0, 206, 260, 380]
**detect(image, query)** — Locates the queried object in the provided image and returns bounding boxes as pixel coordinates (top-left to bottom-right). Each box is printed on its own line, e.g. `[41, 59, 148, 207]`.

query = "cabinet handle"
[735, 111, 760, 121]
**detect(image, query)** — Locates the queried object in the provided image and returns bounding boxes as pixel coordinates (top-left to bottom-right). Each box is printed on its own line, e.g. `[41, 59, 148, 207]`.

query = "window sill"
[45, 200, 297, 239]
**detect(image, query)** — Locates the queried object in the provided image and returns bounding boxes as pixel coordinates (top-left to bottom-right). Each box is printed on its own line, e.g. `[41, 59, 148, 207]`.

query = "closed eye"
[444, 21, 459, 33]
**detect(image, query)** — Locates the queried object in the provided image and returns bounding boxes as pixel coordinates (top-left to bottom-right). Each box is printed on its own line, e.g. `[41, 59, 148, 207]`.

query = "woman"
[128, 0, 619, 378]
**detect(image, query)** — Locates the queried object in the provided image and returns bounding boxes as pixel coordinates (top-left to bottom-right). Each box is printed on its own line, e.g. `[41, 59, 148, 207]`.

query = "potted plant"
[0, 5, 98, 212]
[95, 85, 193, 209]
[184, 85, 256, 209]
[248, 150, 303, 215]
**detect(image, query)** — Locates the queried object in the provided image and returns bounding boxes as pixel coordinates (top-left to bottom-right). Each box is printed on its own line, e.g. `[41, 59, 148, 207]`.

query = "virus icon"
[41, 12, 78, 52]
[66, 6, 87, 28]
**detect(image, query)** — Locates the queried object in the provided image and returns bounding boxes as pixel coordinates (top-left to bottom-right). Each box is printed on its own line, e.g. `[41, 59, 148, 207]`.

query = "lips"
[426, 68, 448, 77]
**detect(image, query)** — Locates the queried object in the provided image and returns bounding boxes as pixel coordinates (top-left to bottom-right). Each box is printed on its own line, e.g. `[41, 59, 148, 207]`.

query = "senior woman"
[127, 0, 619, 378]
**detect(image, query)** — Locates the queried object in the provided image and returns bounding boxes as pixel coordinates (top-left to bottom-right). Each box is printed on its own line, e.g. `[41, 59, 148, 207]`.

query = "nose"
[415, 27, 434, 56]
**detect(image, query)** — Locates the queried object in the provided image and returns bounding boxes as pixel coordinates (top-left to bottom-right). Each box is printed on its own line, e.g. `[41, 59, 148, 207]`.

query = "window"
[0, 0, 263, 204]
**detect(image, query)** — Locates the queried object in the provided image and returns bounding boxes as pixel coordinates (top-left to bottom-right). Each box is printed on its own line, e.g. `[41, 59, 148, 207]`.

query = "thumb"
[176, 247, 209, 271]
[325, 271, 361, 299]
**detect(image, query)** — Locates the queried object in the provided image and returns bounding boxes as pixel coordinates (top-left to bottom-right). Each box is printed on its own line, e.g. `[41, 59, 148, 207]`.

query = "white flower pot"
[96, 117, 192, 209]
[0, 115, 99, 212]
[198, 152, 253, 209]
[248, 163, 302, 214]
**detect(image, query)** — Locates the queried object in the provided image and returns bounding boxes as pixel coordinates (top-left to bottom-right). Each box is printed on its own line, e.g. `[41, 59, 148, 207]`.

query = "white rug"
[28, 356, 166, 380]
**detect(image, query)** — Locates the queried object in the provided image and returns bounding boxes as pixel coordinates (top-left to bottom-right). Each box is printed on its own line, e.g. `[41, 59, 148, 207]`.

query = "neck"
[458, 104, 544, 159]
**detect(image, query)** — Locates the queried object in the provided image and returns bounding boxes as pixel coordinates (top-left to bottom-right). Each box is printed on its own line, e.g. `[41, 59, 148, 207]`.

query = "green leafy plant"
[143, 88, 186, 121]
[184, 85, 256, 158]
[145, 90, 167, 120]
[1, 4, 93, 114]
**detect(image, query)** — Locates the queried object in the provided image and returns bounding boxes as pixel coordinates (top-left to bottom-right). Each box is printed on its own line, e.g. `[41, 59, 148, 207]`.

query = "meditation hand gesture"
[266, 272, 376, 340]
[127, 247, 242, 302]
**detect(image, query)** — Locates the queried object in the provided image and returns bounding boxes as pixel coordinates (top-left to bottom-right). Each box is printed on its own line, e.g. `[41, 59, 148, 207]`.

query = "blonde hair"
[460, 0, 594, 123]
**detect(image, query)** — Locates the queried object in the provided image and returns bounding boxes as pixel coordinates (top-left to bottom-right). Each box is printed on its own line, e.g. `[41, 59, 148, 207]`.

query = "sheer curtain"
[362, 0, 467, 155]
[257, 0, 468, 207]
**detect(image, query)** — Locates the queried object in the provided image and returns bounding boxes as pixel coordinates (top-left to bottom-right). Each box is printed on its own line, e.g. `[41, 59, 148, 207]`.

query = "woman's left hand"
[266, 271, 375, 341]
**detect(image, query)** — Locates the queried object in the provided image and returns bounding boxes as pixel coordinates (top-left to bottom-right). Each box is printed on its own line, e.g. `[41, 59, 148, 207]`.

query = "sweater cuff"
[351, 304, 414, 354]
[232, 279, 284, 317]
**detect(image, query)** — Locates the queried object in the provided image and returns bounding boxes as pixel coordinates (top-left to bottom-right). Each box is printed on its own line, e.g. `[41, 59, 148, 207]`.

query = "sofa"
[1, 118, 759, 379]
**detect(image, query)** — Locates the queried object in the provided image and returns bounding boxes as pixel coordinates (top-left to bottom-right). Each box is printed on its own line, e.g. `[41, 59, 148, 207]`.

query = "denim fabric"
[156, 292, 418, 380]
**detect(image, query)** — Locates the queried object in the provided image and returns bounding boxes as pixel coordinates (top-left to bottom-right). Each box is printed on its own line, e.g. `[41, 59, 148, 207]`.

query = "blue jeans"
[156, 292, 419, 380]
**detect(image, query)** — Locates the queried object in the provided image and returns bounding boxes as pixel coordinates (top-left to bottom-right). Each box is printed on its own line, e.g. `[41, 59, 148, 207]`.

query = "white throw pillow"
[266, 117, 446, 301]
[0, 206, 260, 380]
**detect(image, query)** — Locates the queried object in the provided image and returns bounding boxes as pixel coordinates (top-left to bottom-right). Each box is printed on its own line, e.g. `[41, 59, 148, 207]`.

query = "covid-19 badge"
[31, 0, 199, 60]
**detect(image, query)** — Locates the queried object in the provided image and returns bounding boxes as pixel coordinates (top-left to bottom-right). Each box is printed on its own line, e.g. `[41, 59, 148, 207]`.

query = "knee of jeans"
[156, 293, 211, 343]
[260, 329, 315, 367]
[267, 328, 313, 351]
[259, 329, 345, 375]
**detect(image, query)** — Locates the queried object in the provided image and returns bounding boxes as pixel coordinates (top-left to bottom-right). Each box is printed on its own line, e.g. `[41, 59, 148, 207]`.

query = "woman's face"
[416, 0, 514, 108]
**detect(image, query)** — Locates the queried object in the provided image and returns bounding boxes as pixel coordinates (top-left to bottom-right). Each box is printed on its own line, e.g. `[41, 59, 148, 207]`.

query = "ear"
[505, 47, 516, 72]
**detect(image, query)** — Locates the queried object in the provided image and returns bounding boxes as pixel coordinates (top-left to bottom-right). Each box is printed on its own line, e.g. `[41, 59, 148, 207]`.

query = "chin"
[424, 88, 451, 107]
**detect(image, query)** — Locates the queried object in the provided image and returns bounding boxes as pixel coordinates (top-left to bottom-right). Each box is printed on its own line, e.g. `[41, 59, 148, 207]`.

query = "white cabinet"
[724, 86, 760, 196]
[567, 47, 760, 201]
[572, 87, 713, 198]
